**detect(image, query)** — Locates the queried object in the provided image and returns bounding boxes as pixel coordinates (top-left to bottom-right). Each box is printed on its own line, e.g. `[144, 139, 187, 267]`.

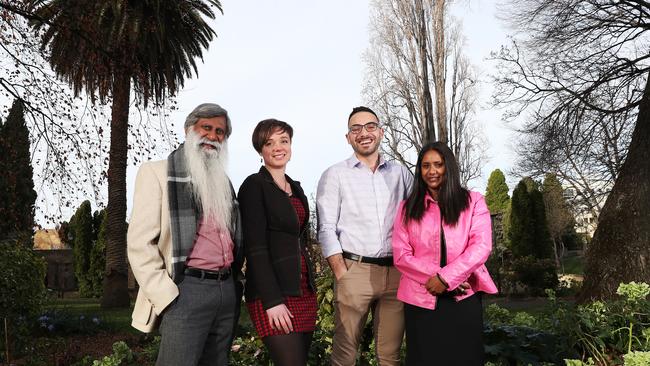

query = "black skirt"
[404, 293, 484, 366]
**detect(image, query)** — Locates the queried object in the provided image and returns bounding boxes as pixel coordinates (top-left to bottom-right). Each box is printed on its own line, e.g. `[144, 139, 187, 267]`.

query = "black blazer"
[238, 166, 315, 310]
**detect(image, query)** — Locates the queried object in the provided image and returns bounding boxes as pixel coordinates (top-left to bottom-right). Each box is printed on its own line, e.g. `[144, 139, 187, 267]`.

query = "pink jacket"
[392, 191, 497, 310]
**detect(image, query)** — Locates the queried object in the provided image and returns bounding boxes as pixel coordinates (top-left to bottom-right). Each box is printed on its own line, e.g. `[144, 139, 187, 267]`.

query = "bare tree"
[496, 42, 634, 219]
[363, 0, 486, 184]
[0, 9, 178, 224]
[432, 0, 447, 142]
[492, 0, 650, 300]
[541, 173, 575, 268]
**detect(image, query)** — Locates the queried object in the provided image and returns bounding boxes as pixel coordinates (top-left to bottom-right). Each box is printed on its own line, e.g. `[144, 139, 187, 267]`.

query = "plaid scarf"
[167, 143, 242, 283]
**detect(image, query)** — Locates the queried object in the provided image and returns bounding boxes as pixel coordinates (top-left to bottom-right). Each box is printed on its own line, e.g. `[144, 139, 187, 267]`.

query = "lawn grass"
[484, 295, 552, 316]
[560, 254, 585, 275]
[46, 297, 254, 334]
[45, 297, 136, 333]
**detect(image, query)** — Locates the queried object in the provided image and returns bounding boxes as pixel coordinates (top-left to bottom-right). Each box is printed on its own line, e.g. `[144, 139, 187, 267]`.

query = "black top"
[238, 166, 315, 310]
[440, 225, 447, 267]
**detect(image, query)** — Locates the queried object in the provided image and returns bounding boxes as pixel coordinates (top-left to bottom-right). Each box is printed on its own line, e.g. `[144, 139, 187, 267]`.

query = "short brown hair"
[251, 119, 294, 153]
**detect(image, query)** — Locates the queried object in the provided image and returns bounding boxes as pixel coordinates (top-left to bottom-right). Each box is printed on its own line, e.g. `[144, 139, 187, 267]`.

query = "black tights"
[263, 332, 313, 366]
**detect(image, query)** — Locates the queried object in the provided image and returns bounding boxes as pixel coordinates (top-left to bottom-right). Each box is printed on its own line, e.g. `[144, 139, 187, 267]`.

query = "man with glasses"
[316, 106, 413, 366]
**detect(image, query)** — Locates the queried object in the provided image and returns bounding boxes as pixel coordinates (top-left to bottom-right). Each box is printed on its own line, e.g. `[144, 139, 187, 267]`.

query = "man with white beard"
[127, 103, 243, 366]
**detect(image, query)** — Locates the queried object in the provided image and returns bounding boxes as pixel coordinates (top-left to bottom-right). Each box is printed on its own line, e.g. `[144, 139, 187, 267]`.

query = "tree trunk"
[432, 0, 447, 143]
[578, 76, 650, 301]
[416, 0, 436, 143]
[101, 72, 131, 308]
[551, 237, 560, 269]
[4, 317, 9, 364]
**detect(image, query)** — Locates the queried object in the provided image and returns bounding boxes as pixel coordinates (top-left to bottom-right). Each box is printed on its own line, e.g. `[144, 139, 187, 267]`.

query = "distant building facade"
[33, 229, 77, 293]
[562, 186, 606, 240]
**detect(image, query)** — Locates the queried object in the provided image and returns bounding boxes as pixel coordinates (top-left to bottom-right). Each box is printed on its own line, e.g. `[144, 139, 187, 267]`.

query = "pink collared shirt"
[392, 191, 498, 310]
[186, 217, 234, 271]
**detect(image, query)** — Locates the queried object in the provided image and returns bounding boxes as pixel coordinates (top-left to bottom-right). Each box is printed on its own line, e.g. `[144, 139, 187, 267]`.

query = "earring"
[260, 157, 263, 163]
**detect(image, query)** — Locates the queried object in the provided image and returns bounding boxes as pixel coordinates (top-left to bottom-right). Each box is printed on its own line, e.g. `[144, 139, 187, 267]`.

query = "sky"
[121, 1, 518, 221]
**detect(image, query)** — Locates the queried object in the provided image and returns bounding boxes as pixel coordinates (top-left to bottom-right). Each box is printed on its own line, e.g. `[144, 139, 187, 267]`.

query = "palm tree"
[30, 0, 223, 307]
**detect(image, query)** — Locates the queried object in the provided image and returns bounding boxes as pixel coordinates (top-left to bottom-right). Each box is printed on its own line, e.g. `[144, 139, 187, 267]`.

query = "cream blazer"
[127, 160, 179, 333]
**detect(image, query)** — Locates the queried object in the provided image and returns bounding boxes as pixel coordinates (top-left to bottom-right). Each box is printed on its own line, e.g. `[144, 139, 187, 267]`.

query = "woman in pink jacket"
[392, 142, 497, 366]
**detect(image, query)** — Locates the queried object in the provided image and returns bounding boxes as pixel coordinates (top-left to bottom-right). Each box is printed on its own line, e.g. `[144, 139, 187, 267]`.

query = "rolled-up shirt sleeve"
[316, 167, 343, 258]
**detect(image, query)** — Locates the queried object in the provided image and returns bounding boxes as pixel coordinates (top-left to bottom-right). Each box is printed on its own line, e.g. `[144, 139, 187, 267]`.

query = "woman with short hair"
[238, 119, 317, 366]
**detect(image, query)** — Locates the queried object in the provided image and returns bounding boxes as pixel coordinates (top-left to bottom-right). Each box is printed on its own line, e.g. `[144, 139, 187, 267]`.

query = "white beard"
[183, 129, 232, 230]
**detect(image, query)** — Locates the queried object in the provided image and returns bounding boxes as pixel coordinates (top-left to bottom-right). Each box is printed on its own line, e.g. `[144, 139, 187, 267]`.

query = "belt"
[184, 267, 231, 281]
[342, 252, 393, 266]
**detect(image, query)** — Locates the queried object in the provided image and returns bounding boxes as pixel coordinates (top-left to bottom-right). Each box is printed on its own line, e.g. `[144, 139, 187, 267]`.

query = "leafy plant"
[623, 351, 650, 366]
[230, 335, 270, 366]
[91, 341, 133, 366]
[543, 283, 650, 365]
[564, 358, 595, 366]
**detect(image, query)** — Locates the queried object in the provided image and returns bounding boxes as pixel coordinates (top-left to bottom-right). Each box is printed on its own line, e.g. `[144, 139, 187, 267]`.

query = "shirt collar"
[345, 154, 388, 169]
[424, 192, 438, 208]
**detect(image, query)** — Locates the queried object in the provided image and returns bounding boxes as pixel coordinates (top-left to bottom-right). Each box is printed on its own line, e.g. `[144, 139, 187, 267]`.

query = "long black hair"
[403, 141, 470, 226]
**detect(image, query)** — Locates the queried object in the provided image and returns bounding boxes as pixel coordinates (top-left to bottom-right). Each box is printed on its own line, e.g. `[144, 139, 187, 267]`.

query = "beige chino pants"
[331, 259, 404, 366]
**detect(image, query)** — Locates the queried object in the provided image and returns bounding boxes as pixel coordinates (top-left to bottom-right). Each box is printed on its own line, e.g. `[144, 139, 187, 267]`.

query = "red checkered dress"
[247, 196, 318, 338]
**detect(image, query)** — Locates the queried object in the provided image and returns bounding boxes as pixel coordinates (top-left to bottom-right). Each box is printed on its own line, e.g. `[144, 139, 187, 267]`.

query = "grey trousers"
[156, 275, 238, 366]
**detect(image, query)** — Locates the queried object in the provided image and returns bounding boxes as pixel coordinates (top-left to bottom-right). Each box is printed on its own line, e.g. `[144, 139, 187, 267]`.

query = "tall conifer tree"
[509, 180, 534, 258]
[509, 177, 558, 294]
[485, 169, 510, 214]
[72, 201, 93, 296]
[0, 99, 36, 239]
[511, 177, 554, 260]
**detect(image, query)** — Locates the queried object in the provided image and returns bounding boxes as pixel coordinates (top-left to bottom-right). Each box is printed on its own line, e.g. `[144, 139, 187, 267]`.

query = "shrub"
[511, 256, 559, 296]
[88, 209, 107, 297]
[309, 269, 335, 365]
[484, 303, 576, 364]
[484, 324, 570, 365]
[0, 239, 46, 362]
[72, 201, 94, 297]
[35, 309, 104, 335]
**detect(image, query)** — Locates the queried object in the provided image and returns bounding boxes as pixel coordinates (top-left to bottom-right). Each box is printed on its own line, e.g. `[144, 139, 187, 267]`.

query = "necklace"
[275, 178, 291, 196]
[284, 180, 292, 196]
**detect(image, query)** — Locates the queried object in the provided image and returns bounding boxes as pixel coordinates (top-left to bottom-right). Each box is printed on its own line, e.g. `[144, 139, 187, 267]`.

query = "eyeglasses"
[348, 122, 380, 134]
